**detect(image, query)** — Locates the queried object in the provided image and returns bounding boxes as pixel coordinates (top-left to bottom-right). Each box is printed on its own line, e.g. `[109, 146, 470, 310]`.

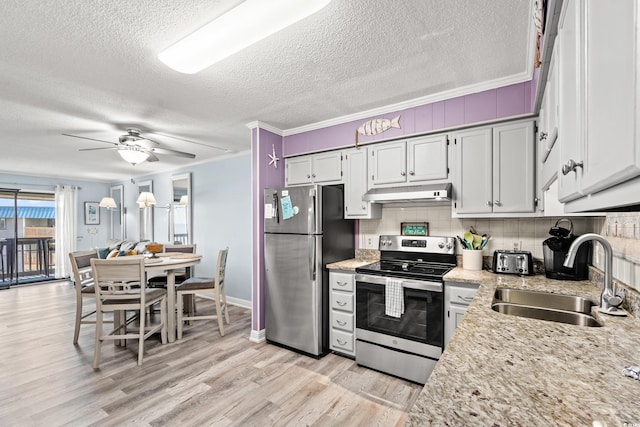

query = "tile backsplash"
[358, 206, 640, 317]
[358, 206, 598, 260]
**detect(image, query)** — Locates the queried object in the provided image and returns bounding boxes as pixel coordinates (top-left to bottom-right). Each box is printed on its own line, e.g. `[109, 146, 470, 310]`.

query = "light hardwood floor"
[0, 281, 422, 426]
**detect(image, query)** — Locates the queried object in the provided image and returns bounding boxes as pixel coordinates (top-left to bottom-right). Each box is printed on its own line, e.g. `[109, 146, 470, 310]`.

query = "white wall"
[109, 152, 252, 303]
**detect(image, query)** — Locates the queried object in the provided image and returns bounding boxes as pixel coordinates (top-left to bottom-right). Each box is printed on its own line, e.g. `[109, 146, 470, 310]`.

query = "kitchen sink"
[491, 288, 603, 327]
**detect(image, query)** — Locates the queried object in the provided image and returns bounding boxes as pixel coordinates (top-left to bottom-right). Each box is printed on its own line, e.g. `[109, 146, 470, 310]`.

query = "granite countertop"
[407, 268, 640, 426]
[326, 249, 380, 271]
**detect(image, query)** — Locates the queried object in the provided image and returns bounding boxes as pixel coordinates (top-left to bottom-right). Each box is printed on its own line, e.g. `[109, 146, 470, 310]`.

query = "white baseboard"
[249, 329, 266, 343]
[196, 294, 251, 309]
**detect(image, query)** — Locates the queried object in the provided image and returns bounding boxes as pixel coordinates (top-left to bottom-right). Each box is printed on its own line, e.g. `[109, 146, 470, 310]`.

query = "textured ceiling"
[0, 0, 533, 182]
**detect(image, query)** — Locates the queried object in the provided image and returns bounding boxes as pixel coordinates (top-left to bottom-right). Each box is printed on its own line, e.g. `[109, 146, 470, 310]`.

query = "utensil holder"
[462, 249, 483, 271]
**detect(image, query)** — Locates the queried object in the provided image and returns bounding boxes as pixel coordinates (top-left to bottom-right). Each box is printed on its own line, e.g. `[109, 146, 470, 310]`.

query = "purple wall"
[251, 127, 284, 332]
[283, 81, 533, 157]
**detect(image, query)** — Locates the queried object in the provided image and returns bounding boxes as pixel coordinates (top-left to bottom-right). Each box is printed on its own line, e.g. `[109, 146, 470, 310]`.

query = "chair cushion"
[176, 277, 215, 291]
[148, 273, 187, 285]
[80, 284, 95, 294]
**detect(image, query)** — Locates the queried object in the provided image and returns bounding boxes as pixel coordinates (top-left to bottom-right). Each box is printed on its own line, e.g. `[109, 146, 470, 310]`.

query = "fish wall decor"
[355, 115, 400, 147]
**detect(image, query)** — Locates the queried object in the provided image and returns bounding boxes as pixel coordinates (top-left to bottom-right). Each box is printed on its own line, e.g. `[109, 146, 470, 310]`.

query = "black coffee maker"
[542, 218, 592, 280]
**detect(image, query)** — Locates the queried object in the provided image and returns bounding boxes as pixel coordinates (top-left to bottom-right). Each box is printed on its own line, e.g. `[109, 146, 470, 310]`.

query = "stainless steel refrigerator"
[264, 184, 355, 356]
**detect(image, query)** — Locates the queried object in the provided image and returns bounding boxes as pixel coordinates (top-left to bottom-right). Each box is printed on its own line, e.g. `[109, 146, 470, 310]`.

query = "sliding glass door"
[0, 189, 56, 288]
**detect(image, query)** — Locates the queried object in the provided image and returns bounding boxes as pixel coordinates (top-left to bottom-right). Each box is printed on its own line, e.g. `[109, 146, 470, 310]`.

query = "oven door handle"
[355, 274, 443, 292]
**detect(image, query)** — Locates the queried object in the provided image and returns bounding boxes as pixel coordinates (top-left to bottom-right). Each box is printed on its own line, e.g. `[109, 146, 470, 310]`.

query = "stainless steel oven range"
[355, 235, 456, 384]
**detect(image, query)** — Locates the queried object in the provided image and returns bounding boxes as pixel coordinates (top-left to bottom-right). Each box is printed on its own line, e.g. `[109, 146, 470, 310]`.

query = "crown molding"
[246, 121, 283, 136]
[282, 71, 533, 137]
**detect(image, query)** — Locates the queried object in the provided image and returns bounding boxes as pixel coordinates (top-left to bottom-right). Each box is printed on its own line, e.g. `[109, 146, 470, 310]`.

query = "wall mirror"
[138, 180, 154, 242]
[170, 173, 191, 244]
[110, 185, 125, 240]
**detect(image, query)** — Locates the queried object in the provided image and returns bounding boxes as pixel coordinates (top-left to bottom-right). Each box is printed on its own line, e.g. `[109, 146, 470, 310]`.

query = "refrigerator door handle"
[308, 187, 316, 234]
[272, 192, 280, 223]
[308, 235, 316, 281]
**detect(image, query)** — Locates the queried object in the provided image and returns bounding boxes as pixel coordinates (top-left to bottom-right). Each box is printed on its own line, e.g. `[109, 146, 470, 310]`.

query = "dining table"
[143, 253, 202, 343]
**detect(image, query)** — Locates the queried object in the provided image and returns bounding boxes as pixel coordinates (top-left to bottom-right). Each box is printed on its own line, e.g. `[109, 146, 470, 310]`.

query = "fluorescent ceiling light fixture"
[99, 197, 117, 208]
[136, 192, 157, 208]
[158, 0, 332, 74]
[118, 146, 149, 165]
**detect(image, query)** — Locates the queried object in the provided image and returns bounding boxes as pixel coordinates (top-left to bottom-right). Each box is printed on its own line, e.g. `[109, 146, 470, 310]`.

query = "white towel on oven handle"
[385, 278, 404, 318]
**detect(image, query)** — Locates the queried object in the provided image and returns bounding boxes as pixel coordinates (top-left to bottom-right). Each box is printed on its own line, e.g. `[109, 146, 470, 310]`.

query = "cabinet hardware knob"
[337, 339, 347, 345]
[409, 171, 415, 175]
[337, 301, 347, 306]
[562, 159, 584, 175]
[486, 201, 493, 206]
[336, 320, 347, 326]
[307, 174, 311, 178]
[494, 200, 502, 206]
[401, 171, 406, 176]
[539, 132, 548, 141]
[337, 281, 347, 286]
[362, 205, 366, 210]
[312, 174, 316, 178]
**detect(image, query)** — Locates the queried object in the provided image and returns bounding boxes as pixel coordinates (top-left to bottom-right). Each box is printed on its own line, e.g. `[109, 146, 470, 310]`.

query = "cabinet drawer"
[331, 330, 354, 353]
[330, 272, 354, 292]
[331, 311, 354, 332]
[331, 291, 354, 312]
[447, 286, 477, 306]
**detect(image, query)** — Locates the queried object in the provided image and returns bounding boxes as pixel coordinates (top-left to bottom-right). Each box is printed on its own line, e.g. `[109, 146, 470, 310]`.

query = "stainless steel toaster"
[492, 250, 534, 275]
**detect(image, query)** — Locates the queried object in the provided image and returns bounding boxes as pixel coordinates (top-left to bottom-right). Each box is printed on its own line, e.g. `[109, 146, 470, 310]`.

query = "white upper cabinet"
[285, 151, 343, 186]
[343, 148, 381, 219]
[368, 134, 449, 188]
[407, 135, 449, 182]
[557, 0, 640, 204]
[454, 128, 493, 214]
[454, 120, 535, 216]
[368, 141, 407, 186]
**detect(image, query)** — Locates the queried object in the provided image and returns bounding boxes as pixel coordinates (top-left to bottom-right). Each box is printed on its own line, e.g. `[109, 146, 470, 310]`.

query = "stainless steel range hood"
[362, 183, 452, 205]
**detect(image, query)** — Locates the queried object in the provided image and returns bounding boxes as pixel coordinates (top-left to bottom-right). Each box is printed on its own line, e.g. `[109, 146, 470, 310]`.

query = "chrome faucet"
[563, 233, 625, 315]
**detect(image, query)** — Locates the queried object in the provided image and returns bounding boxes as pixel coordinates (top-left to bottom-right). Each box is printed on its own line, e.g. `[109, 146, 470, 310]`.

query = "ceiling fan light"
[118, 146, 149, 165]
[158, 0, 332, 74]
[136, 192, 157, 208]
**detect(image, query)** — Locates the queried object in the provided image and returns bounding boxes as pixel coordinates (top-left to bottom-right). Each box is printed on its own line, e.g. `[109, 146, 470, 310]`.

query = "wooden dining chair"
[176, 248, 229, 338]
[90, 257, 167, 368]
[147, 243, 197, 287]
[69, 249, 105, 345]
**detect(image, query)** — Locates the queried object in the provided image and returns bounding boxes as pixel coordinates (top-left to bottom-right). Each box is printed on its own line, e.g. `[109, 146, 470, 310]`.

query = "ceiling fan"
[63, 128, 196, 165]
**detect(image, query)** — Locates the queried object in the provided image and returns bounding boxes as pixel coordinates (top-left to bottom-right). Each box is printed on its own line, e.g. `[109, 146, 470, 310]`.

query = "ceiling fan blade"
[62, 133, 119, 146]
[78, 147, 118, 152]
[139, 137, 161, 145]
[146, 153, 160, 162]
[150, 147, 196, 159]
[152, 132, 230, 152]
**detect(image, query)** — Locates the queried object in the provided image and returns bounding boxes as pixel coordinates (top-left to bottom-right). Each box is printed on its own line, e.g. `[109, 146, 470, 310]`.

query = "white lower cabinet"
[329, 270, 356, 357]
[444, 282, 479, 346]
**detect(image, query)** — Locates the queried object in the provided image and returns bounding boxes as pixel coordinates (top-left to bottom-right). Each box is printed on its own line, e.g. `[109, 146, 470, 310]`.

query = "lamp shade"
[136, 192, 157, 208]
[99, 197, 117, 208]
[118, 146, 149, 165]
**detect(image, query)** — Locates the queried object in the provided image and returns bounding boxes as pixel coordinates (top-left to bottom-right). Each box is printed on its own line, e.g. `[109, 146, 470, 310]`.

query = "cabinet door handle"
[336, 320, 347, 326]
[312, 174, 316, 178]
[362, 205, 366, 210]
[486, 201, 493, 206]
[337, 339, 347, 346]
[409, 171, 415, 175]
[457, 295, 474, 303]
[401, 171, 406, 176]
[336, 281, 347, 287]
[562, 159, 584, 175]
[337, 301, 347, 307]
[494, 200, 502, 207]
[307, 174, 311, 178]
[539, 132, 548, 142]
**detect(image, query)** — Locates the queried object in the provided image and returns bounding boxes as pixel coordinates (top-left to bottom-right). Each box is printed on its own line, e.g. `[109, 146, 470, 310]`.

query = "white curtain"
[54, 185, 77, 278]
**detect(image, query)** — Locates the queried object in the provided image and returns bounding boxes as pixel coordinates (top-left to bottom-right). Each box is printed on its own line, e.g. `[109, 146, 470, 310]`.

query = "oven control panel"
[378, 235, 455, 254]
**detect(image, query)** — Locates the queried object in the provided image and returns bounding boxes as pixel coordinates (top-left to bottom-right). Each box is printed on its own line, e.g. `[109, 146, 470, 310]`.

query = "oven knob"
[438, 242, 444, 249]
[446, 242, 453, 250]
